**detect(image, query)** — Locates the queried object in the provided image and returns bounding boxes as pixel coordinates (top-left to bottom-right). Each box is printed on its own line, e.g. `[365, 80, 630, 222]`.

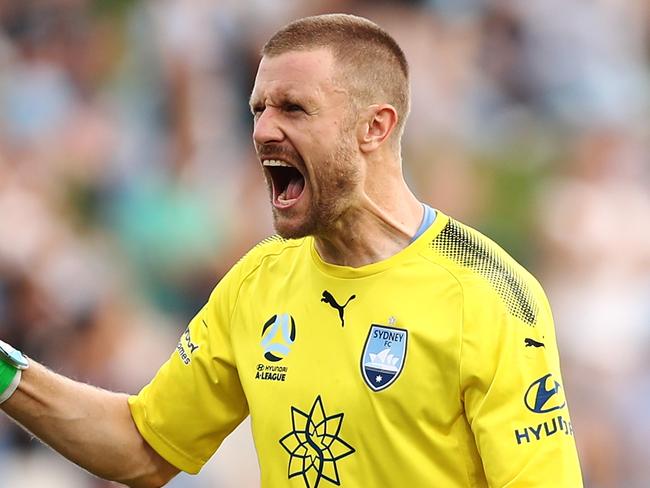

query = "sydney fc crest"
[361, 324, 408, 391]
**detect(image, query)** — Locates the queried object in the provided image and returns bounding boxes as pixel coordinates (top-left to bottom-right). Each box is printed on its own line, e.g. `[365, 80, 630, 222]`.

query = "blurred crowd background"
[0, 0, 648, 486]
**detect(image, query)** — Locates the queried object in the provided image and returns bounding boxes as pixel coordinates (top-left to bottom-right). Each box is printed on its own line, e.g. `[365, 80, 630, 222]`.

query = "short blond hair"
[262, 14, 410, 143]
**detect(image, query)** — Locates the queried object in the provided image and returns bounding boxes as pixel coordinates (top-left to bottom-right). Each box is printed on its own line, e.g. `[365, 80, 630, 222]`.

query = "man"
[0, 13, 582, 487]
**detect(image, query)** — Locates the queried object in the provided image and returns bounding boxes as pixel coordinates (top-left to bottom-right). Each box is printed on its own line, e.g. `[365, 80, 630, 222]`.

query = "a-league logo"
[260, 313, 296, 362]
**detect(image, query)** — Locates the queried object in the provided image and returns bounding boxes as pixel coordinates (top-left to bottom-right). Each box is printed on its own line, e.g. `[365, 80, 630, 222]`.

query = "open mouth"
[263, 159, 306, 208]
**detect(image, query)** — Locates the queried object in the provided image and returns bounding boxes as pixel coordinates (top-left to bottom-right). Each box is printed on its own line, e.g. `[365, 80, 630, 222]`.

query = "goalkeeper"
[1, 14, 583, 488]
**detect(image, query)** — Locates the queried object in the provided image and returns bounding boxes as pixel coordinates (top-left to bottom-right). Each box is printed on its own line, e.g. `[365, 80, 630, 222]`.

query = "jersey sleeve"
[460, 274, 583, 487]
[128, 269, 248, 474]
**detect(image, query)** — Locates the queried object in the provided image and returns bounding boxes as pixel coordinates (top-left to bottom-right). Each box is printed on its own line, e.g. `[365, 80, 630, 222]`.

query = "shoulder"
[204, 235, 307, 316]
[422, 214, 545, 327]
[236, 235, 306, 272]
[219, 235, 307, 290]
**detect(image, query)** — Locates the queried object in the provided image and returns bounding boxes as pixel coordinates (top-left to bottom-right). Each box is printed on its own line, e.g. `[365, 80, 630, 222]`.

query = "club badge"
[360, 323, 408, 391]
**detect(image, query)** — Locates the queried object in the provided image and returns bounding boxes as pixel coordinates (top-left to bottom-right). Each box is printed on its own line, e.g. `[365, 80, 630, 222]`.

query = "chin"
[272, 212, 317, 239]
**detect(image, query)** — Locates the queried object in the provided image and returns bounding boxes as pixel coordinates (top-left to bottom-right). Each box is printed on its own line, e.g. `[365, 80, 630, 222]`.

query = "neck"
[314, 179, 423, 268]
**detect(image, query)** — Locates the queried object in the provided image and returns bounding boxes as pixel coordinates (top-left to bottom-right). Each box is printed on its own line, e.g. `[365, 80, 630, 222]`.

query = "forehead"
[250, 49, 340, 103]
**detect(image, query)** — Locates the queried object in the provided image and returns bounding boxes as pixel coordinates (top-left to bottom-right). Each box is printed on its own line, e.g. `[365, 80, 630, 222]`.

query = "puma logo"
[321, 290, 356, 327]
[525, 338, 545, 348]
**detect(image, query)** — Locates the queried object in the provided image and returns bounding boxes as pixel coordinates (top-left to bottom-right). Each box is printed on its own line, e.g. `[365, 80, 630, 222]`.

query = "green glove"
[0, 340, 28, 404]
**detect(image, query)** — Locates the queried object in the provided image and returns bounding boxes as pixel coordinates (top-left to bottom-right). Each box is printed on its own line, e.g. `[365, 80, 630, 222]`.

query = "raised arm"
[1, 358, 179, 488]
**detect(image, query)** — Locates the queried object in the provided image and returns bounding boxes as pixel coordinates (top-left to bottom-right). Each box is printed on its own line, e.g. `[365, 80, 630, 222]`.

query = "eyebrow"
[250, 87, 318, 107]
[248, 91, 260, 108]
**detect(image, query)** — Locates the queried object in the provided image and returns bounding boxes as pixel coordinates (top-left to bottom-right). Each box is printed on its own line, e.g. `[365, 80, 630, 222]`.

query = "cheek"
[299, 120, 358, 180]
[329, 141, 360, 185]
[309, 117, 349, 142]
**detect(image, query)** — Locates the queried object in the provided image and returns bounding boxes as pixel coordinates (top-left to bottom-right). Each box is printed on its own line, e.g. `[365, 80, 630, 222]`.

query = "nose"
[253, 107, 285, 146]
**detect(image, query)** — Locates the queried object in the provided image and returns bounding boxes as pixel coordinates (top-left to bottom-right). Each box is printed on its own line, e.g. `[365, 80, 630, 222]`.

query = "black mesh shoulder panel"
[429, 220, 538, 326]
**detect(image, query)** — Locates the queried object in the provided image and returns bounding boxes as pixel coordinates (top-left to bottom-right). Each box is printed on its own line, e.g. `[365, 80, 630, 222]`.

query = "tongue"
[284, 176, 305, 201]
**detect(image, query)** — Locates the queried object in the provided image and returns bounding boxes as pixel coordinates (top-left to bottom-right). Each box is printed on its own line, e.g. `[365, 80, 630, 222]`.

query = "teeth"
[263, 159, 292, 167]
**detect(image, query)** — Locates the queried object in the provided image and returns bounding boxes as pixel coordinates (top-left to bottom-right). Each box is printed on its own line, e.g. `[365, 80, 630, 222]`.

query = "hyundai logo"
[524, 373, 566, 414]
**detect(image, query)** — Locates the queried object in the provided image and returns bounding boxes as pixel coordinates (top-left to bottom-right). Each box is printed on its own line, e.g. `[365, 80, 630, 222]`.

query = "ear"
[357, 104, 398, 153]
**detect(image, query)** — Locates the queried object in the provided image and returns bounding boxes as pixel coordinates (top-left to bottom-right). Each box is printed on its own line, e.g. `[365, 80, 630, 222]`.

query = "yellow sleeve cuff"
[128, 395, 205, 475]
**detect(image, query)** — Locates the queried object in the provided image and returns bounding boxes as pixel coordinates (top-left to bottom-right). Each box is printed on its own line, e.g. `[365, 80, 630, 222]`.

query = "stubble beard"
[271, 136, 359, 240]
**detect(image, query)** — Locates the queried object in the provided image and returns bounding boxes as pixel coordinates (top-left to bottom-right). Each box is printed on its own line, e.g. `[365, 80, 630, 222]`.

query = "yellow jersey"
[129, 210, 583, 487]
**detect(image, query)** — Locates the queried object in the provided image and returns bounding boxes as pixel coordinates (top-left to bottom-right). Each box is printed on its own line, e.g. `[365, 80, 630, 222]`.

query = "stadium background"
[0, 0, 648, 486]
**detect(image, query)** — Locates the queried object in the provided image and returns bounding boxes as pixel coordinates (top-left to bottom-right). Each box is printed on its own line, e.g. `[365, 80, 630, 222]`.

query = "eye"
[251, 104, 265, 118]
[284, 103, 304, 113]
